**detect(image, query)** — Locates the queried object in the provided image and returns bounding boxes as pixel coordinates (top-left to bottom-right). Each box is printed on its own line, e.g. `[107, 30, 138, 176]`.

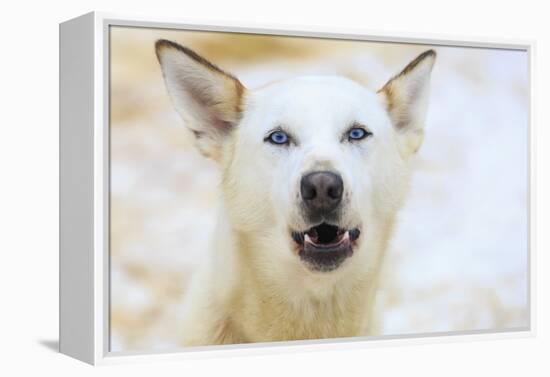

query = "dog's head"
[156, 40, 435, 274]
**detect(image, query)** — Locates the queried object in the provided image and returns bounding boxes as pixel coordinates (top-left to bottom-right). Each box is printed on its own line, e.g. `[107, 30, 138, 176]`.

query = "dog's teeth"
[292, 232, 305, 244]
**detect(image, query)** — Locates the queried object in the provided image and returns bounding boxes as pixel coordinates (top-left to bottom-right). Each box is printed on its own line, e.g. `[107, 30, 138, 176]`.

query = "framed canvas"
[59, 12, 534, 365]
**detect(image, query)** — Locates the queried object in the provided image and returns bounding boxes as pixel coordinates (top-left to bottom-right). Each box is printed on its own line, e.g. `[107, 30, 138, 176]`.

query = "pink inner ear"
[172, 71, 245, 136]
[212, 119, 235, 133]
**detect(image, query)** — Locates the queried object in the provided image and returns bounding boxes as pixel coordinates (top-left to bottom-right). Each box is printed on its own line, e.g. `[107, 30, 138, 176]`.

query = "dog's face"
[156, 40, 435, 274]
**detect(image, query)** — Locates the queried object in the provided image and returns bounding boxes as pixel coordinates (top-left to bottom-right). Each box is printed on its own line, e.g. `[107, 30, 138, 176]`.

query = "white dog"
[156, 40, 435, 346]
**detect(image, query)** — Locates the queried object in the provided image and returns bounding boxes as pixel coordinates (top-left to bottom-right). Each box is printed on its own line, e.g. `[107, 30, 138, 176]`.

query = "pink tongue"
[309, 228, 319, 243]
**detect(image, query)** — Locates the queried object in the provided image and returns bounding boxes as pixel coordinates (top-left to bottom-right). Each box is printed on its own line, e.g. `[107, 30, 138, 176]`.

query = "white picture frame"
[59, 11, 535, 365]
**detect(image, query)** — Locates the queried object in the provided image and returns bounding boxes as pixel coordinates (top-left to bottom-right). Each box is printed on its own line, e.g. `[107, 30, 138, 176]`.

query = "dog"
[155, 39, 436, 346]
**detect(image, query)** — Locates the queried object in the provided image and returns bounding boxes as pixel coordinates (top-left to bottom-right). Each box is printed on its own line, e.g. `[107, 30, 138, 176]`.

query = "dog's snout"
[300, 171, 343, 214]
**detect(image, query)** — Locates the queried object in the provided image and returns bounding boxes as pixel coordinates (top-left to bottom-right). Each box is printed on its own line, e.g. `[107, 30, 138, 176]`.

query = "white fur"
[156, 41, 435, 345]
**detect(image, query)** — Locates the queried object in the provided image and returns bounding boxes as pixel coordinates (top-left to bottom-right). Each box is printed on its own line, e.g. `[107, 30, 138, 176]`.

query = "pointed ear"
[155, 40, 246, 161]
[378, 50, 436, 158]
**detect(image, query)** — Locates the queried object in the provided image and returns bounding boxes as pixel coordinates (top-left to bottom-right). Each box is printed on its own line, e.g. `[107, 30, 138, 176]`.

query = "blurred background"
[109, 26, 529, 352]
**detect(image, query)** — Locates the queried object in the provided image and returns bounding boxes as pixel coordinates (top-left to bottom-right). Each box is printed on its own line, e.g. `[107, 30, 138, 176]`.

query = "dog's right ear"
[155, 40, 246, 161]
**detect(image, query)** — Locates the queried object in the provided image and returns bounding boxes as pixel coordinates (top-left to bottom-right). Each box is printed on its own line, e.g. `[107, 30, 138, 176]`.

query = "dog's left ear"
[378, 50, 436, 158]
[156, 40, 246, 161]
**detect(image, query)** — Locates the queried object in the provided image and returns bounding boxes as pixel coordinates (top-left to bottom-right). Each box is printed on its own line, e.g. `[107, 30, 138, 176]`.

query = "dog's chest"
[230, 282, 371, 342]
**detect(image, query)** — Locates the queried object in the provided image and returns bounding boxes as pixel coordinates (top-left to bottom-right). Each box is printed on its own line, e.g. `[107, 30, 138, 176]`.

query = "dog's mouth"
[291, 223, 361, 272]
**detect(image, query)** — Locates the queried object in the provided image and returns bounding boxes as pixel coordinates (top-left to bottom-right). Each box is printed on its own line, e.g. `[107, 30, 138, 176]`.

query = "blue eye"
[267, 130, 290, 145]
[348, 127, 369, 141]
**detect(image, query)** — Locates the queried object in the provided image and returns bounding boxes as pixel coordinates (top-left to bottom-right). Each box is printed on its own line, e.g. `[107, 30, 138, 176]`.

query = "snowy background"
[109, 26, 529, 352]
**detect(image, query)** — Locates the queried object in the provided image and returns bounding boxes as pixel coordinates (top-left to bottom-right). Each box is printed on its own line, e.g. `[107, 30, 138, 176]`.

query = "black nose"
[300, 171, 344, 215]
